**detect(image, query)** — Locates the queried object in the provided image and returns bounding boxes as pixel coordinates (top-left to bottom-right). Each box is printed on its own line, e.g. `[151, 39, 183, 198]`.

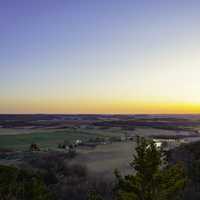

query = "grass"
[0, 126, 196, 151]
[0, 127, 123, 151]
[0, 130, 95, 150]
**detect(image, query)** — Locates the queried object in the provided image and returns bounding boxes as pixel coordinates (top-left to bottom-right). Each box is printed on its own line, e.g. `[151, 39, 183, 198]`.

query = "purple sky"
[1, 0, 200, 113]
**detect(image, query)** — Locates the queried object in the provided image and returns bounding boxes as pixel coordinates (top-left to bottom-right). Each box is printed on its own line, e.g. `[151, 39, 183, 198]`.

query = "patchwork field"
[0, 127, 125, 150]
[1, 114, 200, 151]
[1, 114, 200, 179]
[0, 126, 199, 151]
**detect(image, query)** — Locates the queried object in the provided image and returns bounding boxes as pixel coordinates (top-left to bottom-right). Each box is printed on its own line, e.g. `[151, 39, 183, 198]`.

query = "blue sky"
[1, 0, 200, 113]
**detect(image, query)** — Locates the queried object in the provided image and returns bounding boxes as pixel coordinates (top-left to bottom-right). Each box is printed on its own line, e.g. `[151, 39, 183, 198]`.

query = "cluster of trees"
[168, 140, 200, 200]
[88, 137, 186, 200]
[0, 137, 191, 200]
[0, 165, 53, 200]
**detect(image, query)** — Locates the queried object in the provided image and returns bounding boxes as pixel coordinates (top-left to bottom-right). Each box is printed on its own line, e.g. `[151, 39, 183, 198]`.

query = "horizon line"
[0, 113, 200, 116]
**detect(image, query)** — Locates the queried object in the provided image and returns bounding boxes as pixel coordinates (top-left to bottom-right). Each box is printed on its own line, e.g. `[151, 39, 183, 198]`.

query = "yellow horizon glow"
[1, 98, 200, 114]
[2, 1, 200, 115]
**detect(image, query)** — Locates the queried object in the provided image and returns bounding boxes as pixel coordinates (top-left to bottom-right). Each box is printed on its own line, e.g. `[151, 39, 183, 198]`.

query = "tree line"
[0, 137, 189, 200]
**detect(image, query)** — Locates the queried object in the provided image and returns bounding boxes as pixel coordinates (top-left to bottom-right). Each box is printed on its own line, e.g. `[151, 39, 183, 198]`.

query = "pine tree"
[114, 137, 186, 200]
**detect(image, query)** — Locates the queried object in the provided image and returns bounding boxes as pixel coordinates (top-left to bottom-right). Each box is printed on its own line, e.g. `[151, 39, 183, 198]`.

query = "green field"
[0, 125, 196, 151]
[0, 127, 124, 150]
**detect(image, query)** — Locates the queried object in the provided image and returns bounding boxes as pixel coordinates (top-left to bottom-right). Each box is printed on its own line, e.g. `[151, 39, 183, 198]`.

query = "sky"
[1, 0, 200, 114]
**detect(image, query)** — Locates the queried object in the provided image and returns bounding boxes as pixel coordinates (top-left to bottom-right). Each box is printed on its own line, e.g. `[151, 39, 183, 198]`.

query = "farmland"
[1, 114, 200, 191]
[0, 114, 200, 151]
[0, 127, 124, 150]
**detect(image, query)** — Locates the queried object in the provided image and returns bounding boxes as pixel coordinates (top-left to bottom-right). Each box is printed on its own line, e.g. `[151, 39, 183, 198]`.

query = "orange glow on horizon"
[1, 98, 200, 114]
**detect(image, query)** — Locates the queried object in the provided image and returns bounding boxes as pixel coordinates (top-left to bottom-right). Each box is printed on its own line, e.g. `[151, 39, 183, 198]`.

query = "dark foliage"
[0, 165, 53, 200]
[25, 152, 113, 200]
[168, 141, 200, 200]
[114, 137, 186, 200]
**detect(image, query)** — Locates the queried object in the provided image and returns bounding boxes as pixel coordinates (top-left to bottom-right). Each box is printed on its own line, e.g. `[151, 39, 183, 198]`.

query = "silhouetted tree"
[114, 137, 186, 200]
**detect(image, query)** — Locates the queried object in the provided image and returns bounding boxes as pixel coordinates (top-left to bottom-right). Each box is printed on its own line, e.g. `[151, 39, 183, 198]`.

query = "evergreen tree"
[114, 137, 186, 200]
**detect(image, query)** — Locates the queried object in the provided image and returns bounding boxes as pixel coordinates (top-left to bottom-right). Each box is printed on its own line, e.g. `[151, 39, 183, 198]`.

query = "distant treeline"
[93, 120, 200, 131]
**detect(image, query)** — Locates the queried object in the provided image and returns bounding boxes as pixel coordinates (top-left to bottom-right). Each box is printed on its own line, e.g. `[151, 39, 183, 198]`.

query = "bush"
[0, 165, 53, 200]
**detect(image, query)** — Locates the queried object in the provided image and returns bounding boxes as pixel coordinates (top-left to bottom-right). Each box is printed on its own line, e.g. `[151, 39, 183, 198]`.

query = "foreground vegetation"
[168, 140, 200, 199]
[0, 165, 53, 200]
[0, 137, 188, 200]
[113, 137, 185, 200]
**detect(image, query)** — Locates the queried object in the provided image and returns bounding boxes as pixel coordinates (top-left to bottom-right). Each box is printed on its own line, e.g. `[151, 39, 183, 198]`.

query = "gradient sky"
[1, 0, 200, 114]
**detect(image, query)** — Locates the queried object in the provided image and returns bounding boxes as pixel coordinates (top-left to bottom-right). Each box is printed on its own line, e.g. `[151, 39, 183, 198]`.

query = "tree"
[0, 165, 53, 200]
[87, 190, 104, 200]
[114, 137, 186, 200]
